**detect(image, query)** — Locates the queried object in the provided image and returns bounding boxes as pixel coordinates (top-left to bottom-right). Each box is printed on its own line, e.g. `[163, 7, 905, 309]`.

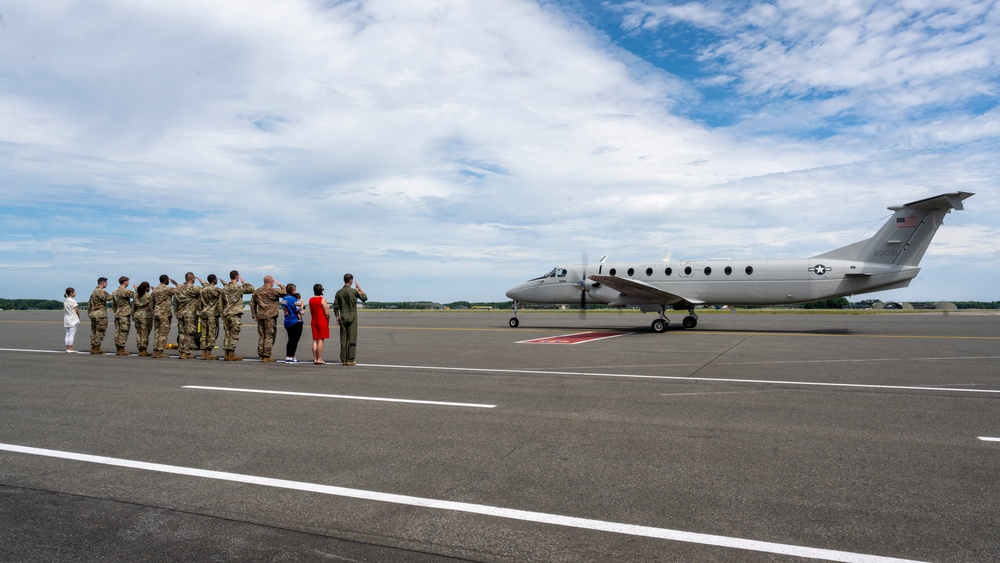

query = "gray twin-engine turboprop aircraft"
[505, 192, 973, 332]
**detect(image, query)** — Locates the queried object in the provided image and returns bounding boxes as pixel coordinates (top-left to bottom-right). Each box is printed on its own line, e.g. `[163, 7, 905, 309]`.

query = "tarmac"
[1, 309, 999, 562]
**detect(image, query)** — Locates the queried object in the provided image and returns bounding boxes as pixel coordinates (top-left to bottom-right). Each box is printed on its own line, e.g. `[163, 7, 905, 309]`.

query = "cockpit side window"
[557, 269, 568, 277]
[529, 268, 558, 281]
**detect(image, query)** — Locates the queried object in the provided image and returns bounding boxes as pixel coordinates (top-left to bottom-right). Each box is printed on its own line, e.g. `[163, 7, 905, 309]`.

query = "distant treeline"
[0, 299, 63, 310]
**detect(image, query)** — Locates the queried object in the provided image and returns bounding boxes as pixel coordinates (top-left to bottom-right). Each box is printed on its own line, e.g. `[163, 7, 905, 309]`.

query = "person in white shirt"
[63, 288, 80, 353]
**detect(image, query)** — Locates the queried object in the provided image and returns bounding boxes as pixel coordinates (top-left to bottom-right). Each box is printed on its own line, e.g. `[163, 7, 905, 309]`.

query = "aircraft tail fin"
[814, 192, 973, 266]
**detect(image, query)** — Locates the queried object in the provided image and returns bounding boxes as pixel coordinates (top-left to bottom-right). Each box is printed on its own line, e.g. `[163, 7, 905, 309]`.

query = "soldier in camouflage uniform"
[111, 276, 136, 356]
[173, 272, 202, 360]
[221, 270, 254, 361]
[250, 275, 286, 362]
[151, 274, 177, 358]
[133, 281, 154, 356]
[88, 278, 113, 354]
[198, 274, 223, 360]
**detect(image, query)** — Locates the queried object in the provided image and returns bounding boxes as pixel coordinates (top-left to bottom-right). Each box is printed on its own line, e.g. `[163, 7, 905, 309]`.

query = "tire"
[651, 319, 667, 333]
[509, 318, 520, 328]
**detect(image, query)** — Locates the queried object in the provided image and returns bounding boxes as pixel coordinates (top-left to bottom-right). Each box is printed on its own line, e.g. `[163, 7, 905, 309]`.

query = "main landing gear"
[643, 305, 698, 333]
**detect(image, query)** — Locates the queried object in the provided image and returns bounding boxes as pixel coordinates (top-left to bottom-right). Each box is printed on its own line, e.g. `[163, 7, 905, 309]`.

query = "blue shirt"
[281, 295, 303, 328]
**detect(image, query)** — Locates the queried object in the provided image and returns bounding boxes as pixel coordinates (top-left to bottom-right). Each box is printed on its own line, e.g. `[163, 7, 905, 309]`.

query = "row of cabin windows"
[608, 265, 755, 277]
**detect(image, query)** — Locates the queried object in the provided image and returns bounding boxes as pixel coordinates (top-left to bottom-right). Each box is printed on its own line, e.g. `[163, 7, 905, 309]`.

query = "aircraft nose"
[505, 283, 530, 301]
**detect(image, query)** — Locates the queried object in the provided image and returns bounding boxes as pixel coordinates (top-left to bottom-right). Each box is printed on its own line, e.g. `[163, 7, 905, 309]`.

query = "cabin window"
[665, 267, 672, 276]
[609, 268, 617, 276]
[684, 266, 692, 275]
[704, 267, 712, 276]
[725, 266, 732, 275]
[627, 268, 635, 276]
[745, 266, 754, 275]
[645, 267, 653, 276]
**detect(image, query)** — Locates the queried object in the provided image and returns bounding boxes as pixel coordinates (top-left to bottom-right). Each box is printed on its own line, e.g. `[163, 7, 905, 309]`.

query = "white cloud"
[0, 0, 995, 303]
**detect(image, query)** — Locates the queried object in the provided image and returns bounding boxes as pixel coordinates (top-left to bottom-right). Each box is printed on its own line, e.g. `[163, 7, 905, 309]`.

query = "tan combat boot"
[138, 348, 150, 357]
[152, 350, 167, 358]
[260, 357, 276, 363]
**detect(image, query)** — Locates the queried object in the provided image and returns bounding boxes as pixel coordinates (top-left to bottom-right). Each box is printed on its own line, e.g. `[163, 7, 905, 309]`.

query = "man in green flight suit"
[333, 273, 367, 366]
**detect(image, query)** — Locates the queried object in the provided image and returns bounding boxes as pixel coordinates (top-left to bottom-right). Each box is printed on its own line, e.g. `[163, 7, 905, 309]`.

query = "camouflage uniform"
[111, 286, 135, 353]
[173, 282, 202, 358]
[151, 283, 175, 355]
[250, 284, 286, 361]
[221, 280, 254, 360]
[133, 291, 154, 355]
[199, 284, 223, 359]
[88, 286, 112, 353]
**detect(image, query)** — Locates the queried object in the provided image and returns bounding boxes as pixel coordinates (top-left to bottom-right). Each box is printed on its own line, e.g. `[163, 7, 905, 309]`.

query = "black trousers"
[285, 322, 303, 357]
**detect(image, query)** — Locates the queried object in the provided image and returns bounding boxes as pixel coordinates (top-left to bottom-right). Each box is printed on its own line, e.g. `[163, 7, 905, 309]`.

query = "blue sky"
[1, 0, 997, 302]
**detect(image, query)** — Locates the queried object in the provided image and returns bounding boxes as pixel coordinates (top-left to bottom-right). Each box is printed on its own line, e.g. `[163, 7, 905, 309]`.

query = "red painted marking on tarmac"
[518, 331, 630, 345]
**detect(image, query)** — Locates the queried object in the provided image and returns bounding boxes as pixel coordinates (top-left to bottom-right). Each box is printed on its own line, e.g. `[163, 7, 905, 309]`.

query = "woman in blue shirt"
[281, 284, 305, 363]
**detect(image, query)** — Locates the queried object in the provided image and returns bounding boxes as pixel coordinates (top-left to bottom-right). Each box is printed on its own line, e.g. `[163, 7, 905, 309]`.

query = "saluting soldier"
[333, 273, 368, 366]
[110, 276, 136, 356]
[220, 270, 254, 361]
[250, 275, 286, 363]
[151, 274, 177, 358]
[88, 277, 113, 354]
[173, 272, 202, 360]
[198, 274, 223, 360]
[133, 281, 154, 356]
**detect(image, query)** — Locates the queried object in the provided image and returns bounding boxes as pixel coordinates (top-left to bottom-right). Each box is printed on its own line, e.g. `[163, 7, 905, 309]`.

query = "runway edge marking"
[183, 386, 496, 408]
[0, 443, 922, 563]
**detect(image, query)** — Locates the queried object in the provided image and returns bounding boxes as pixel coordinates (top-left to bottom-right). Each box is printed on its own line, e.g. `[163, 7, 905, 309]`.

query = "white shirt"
[64, 297, 80, 328]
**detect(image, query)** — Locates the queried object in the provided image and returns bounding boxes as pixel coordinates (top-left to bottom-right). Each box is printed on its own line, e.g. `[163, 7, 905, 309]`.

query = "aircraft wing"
[589, 275, 703, 306]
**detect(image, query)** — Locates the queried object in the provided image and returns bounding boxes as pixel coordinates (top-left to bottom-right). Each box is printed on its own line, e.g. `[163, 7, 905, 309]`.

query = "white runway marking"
[0, 443, 921, 563]
[183, 385, 496, 409]
[978, 437, 1000, 442]
[366, 363, 1000, 395]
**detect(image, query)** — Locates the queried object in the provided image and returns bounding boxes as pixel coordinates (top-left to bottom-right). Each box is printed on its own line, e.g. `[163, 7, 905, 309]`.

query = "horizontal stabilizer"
[814, 192, 972, 266]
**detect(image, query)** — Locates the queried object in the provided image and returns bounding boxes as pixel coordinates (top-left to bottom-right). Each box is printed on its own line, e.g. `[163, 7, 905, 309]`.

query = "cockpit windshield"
[528, 268, 568, 281]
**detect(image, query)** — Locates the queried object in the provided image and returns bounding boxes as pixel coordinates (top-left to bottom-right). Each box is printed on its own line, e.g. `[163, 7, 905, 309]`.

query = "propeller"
[576, 251, 588, 319]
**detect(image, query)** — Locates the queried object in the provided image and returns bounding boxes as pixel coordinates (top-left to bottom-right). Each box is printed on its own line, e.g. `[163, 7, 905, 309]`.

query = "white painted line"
[0, 443, 921, 563]
[365, 364, 1000, 395]
[0, 347, 65, 354]
[183, 385, 496, 409]
[978, 437, 1000, 442]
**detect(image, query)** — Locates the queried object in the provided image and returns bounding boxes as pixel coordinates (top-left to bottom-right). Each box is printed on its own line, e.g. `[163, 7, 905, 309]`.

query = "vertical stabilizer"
[814, 192, 973, 266]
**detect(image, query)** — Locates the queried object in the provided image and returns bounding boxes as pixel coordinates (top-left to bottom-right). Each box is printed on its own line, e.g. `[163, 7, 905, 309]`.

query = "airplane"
[505, 192, 973, 332]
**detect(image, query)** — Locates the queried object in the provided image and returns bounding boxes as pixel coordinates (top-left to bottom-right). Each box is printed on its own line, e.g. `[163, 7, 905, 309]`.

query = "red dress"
[309, 296, 330, 340]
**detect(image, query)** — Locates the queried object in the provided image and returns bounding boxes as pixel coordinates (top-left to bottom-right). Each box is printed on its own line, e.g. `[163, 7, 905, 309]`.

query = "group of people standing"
[64, 271, 368, 365]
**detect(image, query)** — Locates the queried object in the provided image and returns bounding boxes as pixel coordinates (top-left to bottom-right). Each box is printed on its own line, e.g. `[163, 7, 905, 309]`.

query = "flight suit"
[333, 285, 368, 364]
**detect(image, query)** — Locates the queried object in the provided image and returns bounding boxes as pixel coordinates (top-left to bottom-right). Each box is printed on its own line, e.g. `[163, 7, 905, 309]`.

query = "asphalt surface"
[2, 309, 999, 562]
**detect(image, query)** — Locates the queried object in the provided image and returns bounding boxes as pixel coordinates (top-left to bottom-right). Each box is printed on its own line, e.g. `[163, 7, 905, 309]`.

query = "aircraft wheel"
[509, 318, 520, 328]
[651, 319, 668, 333]
[682, 316, 698, 329]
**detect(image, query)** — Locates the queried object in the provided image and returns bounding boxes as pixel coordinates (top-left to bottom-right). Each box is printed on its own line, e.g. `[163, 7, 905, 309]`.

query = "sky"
[1, 0, 998, 303]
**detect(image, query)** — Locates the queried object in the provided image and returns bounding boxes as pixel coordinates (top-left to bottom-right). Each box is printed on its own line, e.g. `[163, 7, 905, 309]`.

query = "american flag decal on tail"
[896, 216, 919, 228]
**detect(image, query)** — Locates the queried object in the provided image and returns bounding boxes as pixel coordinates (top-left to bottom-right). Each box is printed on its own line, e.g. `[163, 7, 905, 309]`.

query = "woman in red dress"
[309, 284, 330, 364]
